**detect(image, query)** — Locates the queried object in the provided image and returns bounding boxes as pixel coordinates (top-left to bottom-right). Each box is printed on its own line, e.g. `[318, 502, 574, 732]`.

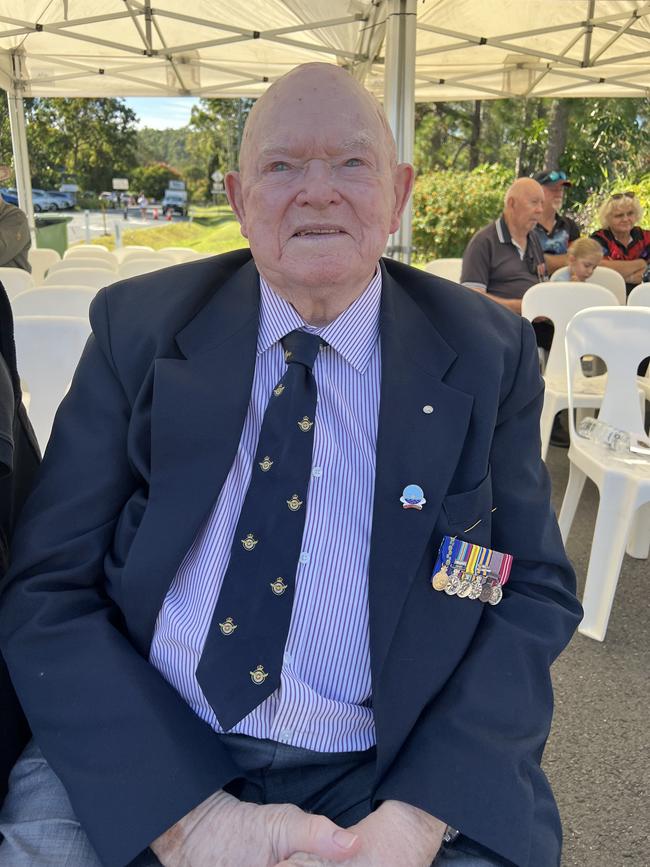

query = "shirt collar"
[257, 268, 381, 374]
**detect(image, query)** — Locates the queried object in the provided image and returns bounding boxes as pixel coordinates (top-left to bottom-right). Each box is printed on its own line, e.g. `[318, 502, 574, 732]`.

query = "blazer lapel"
[124, 259, 261, 651]
[368, 265, 475, 684]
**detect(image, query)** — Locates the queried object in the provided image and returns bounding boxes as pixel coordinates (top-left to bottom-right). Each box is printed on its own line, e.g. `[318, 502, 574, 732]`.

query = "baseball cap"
[532, 170, 571, 187]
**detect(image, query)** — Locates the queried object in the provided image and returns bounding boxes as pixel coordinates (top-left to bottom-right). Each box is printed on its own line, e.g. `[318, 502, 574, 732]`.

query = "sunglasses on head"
[538, 170, 568, 184]
[610, 192, 635, 200]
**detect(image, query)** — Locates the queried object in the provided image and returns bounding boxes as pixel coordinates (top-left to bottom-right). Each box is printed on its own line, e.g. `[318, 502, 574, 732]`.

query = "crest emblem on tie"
[241, 533, 258, 551]
[273, 383, 285, 397]
[219, 617, 237, 636]
[250, 665, 269, 685]
[286, 494, 303, 511]
[270, 577, 288, 595]
[297, 416, 314, 432]
[259, 456, 273, 472]
[284, 350, 293, 361]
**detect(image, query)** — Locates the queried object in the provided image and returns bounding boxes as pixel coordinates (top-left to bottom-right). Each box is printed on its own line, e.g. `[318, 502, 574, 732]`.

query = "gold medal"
[432, 565, 449, 591]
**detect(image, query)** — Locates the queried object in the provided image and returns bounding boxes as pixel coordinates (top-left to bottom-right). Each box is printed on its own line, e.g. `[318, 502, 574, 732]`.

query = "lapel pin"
[422, 405, 434, 414]
[400, 484, 426, 510]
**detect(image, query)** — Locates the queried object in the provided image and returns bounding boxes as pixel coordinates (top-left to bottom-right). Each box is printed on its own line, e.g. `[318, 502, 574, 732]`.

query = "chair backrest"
[521, 281, 619, 382]
[64, 247, 118, 268]
[47, 258, 117, 277]
[118, 258, 175, 280]
[64, 243, 109, 254]
[42, 268, 114, 290]
[114, 245, 154, 264]
[0, 267, 34, 300]
[11, 287, 96, 318]
[627, 283, 650, 307]
[588, 266, 627, 304]
[159, 247, 204, 263]
[566, 307, 650, 441]
[28, 248, 61, 284]
[423, 258, 463, 283]
[13, 315, 91, 449]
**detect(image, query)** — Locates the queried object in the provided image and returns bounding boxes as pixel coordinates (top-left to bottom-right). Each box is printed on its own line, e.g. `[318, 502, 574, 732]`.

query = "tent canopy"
[0, 0, 649, 101]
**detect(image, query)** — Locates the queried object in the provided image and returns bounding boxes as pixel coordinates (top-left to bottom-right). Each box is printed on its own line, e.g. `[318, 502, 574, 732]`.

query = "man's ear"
[225, 171, 248, 238]
[389, 163, 415, 235]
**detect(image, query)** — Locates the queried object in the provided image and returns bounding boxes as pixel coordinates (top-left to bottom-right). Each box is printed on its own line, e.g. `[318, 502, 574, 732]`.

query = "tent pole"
[383, 0, 416, 264]
[7, 58, 35, 242]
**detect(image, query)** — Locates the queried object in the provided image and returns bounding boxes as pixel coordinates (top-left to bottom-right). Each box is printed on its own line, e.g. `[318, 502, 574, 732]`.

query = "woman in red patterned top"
[591, 193, 650, 294]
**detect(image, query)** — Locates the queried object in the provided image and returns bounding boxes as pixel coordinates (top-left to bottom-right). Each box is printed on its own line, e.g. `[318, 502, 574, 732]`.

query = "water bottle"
[577, 417, 631, 452]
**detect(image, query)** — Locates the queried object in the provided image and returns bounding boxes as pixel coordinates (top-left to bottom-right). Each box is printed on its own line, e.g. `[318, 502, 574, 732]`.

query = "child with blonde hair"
[551, 237, 603, 282]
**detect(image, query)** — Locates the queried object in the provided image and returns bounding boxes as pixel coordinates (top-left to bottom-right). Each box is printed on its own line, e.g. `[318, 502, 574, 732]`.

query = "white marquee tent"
[1, 0, 650, 256]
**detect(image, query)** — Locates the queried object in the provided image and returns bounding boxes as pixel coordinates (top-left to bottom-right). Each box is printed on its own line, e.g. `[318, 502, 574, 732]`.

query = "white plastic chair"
[159, 247, 204, 263]
[521, 281, 620, 460]
[64, 247, 118, 269]
[558, 307, 650, 641]
[42, 268, 114, 290]
[65, 243, 109, 254]
[118, 257, 175, 280]
[114, 245, 154, 264]
[28, 248, 60, 284]
[627, 283, 650, 307]
[0, 267, 34, 300]
[423, 258, 463, 283]
[11, 287, 96, 319]
[13, 315, 91, 449]
[47, 258, 117, 277]
[589, 267, 627, 305]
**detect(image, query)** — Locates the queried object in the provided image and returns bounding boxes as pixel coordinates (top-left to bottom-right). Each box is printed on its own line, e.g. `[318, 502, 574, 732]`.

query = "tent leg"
[7, 83, 35, 244]
[383, 0, 416, 264]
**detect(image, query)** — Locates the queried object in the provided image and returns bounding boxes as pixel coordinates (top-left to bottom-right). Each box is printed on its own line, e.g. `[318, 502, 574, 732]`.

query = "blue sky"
[124, 97, 201, 129]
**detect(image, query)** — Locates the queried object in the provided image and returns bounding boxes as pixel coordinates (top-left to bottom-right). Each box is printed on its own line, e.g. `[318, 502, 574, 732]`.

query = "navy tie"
[196, 329, 323, 731]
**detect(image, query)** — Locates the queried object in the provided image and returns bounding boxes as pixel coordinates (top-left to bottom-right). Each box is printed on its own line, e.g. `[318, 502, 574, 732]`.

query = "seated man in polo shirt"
[460, 177, 547, 316]
[531, 170, 580, 275]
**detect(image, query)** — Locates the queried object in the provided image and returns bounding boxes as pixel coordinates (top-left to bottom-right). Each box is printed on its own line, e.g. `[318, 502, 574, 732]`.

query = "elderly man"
[461, 178, 547, 315]
[0, 64, 579, 867]
[531, 170, 580, 276]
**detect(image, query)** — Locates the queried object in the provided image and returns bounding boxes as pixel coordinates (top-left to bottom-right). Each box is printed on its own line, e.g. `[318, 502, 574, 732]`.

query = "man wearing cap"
[531, 170, 580, 276]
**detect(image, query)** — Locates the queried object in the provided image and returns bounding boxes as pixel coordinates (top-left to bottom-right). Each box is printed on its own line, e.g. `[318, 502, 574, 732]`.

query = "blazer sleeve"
[373, 320, 582, 867]
[0, 290, 240, 867]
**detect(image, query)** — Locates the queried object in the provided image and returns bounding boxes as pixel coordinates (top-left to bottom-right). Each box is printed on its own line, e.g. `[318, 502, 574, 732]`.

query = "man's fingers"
[273, 807, 360, 863]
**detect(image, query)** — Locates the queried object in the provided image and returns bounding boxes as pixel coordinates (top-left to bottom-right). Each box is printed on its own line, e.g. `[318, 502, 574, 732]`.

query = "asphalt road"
[64, 207, 187, 245]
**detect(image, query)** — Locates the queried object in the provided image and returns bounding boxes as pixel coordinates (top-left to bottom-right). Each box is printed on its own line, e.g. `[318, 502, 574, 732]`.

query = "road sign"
[168, 179, 186, 191]
[112, 177, 129, 190]
[211, 170, 224, 183]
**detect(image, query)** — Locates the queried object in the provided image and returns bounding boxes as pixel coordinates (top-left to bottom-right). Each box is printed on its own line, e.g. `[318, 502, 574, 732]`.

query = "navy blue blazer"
[0, 250, 581, 867]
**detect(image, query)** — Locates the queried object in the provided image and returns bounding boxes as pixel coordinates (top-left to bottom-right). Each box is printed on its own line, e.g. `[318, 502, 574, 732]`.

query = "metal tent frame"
[1, 1, 649, 258]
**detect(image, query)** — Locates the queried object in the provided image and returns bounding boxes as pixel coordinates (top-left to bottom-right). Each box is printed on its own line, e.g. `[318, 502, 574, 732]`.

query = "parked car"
[0, 188, 18, 206]
[48, 191, 75, 210]
[32, 189, 60, 212]
[99, 191, 118, 207]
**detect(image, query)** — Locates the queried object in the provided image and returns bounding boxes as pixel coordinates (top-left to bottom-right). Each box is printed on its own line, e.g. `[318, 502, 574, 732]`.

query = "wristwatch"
[443, 825, 460, 845]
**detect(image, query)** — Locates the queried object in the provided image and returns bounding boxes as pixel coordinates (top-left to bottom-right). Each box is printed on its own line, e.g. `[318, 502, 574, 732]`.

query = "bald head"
[503, 177, 545, 238]
[238, 63, 397, 174]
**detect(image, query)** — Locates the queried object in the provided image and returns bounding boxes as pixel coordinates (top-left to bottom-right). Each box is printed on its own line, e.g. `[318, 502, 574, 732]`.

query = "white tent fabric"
[0, 1, 649, 100]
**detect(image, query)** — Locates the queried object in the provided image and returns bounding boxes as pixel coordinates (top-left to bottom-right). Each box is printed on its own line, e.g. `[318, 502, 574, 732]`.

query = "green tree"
[130, 162, 182, 199]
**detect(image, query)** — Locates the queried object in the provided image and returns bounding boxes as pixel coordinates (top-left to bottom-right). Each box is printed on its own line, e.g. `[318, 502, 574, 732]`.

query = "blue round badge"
[400, 484, 426, 510]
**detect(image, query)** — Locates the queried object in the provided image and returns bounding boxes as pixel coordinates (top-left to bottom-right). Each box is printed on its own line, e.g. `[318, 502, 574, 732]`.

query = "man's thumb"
[278, 808, 360, 862]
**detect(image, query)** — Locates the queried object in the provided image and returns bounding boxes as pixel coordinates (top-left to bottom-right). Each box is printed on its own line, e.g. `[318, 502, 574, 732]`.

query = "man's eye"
[269, 162, 291, 172]
[344, 158, 363, 167]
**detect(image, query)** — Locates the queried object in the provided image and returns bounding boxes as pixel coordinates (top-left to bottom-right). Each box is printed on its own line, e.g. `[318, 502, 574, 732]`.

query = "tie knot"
[281, 330, 324, 370]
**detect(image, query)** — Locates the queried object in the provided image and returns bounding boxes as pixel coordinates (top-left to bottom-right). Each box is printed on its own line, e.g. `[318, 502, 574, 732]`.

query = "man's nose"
[295, 161, 342, 208]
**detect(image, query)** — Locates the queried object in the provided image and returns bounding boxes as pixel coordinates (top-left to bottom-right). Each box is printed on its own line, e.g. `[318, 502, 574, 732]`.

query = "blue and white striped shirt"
[150, 269, 382, 752]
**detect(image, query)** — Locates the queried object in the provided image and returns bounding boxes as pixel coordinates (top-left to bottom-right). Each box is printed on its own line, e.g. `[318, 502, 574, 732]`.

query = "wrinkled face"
[508, 182, 545, 233]
[226, 67, 412, 297]
[609, 203, 636, 237]
[543, 181, 566, 212]
[570, 255, 601, 282]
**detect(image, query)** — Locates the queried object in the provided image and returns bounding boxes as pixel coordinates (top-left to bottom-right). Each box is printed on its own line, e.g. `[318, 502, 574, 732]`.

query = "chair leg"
[557, 462, 587, 543]
[578, 477, 636, 642]
[625, 501, 650, 559]
[539, 397, 557, 462]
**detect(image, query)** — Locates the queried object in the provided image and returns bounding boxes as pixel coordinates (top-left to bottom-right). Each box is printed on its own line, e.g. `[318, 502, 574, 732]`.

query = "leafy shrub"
[412, 164, 513, 261]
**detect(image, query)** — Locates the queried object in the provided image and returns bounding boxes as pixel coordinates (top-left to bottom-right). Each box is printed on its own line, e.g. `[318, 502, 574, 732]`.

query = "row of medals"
[432, 564, 503, 605]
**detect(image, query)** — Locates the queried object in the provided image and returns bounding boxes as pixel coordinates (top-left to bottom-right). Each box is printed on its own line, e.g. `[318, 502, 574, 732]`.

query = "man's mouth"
[292, 227, 346, 237]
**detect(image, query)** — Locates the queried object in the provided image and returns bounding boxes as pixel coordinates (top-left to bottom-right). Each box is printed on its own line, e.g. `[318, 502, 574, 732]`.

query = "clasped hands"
[151, 789, 446, 867]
